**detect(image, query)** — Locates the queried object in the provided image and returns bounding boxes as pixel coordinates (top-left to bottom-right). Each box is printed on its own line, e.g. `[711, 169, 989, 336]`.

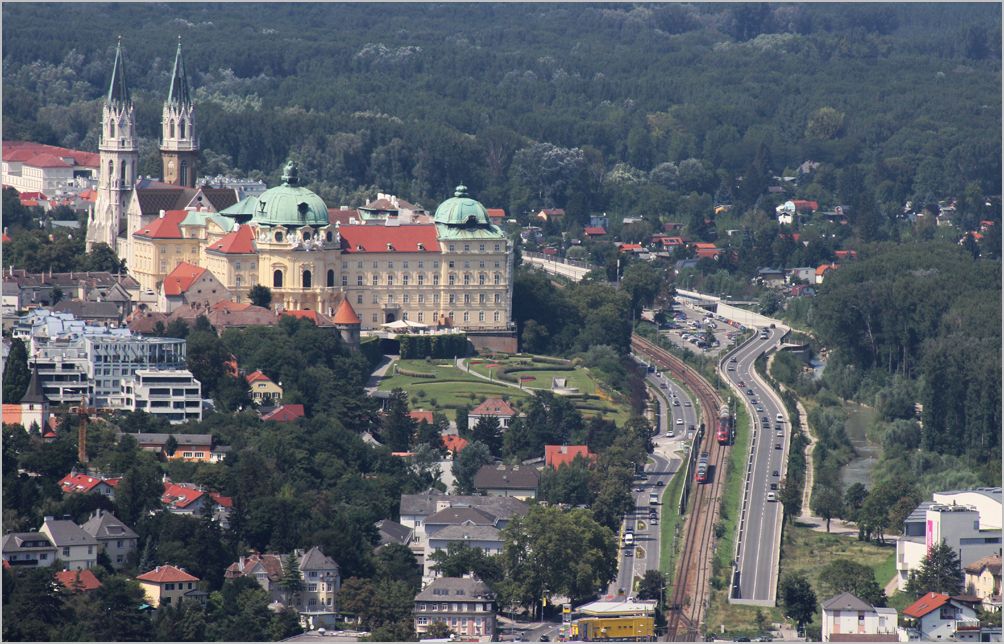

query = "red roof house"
[584, 226, 607, 237]
[545, 445, 597, 469]
[59, 472, 121, 497]
[161, 481, 232, 513]
[834, 250, 858, 260]
[693, 242, 722, 259]
[162, 262, 207, 296]
[55, 568, 102, 592]
[442, 434, 469, 454]
[409, 410, 435, 424]
[792, 200, 819, 213]
[618, 243, 644, 253]
[137, 564, 199, 584]
[486, 208, 506, 222]
[206, 225, 255, 255]
[261, 404, 306, 422]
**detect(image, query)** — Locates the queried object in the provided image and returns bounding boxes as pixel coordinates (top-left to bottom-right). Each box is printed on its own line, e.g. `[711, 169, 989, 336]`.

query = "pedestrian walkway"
[365, 354, 397, 395]
[455, 357, 529, 392]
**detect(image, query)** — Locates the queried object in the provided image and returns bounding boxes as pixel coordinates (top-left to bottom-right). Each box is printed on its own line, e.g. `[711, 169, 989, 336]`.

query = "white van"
[649, 492, 659, 505]
[776, 413, 784, 423]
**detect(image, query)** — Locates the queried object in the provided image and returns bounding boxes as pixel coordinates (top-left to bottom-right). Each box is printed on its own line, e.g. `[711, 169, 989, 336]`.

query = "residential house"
[590, 215, 610, 229]
[161, 480, 233, 525]
[414, 577, 496, 639]
[692, 242, 722, 260]
[426, 524, 503, 580]
[793, 199, 819, 214]
[400, 490, 528, 565]
[468, 397, 517, 429]
[901, 592, 984, 641]
[896, 488, 1003, 591]
[618, 243, 644, 254]
[247, 370, 283, 405]
[820, 592, 898, 642]
[376, 519, 414, 549]
[261, 404, 305, 422]
[583, 226, 607, 238]
[159, 261, 232, 313]
[38, 516, 98, 570]
[965, 554, 1002, 611]
[1, 532, 57, 567]
[59, 472, 121, 500]
[136, 565, 201, 608]
[755, 268, 786, 288]
[51, 300, 123, 326]
[786, 267, 817, 284]
[224, 546, 340, 628]
[55, 568, 103, 593]
[473, 464, 540, 500]
[545, 445, 596, 469]
[815, 263, 839, 284]
[485, 209, 506, 225]
[129, 433, 220, 462]
[2, 269, 137, 317]
[80, 509, 138, 569]
[833, 250, 858, 261]
[409, 410, 435, 425]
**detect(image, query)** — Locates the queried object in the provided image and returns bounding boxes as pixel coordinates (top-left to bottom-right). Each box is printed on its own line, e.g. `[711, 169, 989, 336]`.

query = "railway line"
[631, 334, 727, 642]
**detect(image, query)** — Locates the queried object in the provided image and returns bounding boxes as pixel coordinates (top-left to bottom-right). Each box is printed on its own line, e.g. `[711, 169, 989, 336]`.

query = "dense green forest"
[3, 3, 1000, 230]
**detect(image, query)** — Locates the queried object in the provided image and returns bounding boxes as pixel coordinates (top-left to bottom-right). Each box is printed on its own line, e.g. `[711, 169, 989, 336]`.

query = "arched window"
[326, 231, 333, 242]
[120, 160, 127, 185]
[109, 121, 116, 138]
[169, 120, 175, 139]
[180, 160, 188, 186]
[275, 232, 284, 242]
[108, 160, 114, 184]
[179, 119, 186, 139]
[302, 270, 312, 288]
[327, 269, 335, 287]
[303, 231, 311, 241]
[273, 270, 284, 288]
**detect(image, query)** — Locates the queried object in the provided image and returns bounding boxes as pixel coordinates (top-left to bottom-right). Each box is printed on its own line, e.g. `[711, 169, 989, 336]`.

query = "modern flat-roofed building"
[119, 369, 202, 423]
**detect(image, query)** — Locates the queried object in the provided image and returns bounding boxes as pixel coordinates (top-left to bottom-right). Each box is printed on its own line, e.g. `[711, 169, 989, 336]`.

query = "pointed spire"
[20, 364, 48, 405]
[107, 36, 130, 106]
[167, 36, 192, 106]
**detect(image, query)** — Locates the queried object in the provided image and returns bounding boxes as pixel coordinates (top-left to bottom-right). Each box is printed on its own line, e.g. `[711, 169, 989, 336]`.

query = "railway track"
[632, 334, 726, 642]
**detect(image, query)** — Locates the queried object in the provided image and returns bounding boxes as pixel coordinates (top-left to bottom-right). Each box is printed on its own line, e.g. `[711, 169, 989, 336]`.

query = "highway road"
[523, 254, 592, 281]
[606, 364, 696, 602]
[721, 326, 789, 603]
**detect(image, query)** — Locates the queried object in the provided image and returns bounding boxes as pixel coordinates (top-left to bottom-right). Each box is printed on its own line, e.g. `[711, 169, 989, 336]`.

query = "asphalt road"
[721, 327, 788, 603]
[606, 365, 693, 601]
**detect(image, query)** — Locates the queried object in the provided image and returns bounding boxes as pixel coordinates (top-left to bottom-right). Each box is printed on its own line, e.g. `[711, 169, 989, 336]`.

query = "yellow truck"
[570, 616, 655, 641]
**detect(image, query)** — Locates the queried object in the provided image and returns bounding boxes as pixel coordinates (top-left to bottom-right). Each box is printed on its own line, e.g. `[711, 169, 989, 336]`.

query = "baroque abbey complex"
[87, 40, 514, 334]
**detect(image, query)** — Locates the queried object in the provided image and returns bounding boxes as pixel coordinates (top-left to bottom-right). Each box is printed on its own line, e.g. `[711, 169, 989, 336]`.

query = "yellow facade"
[138, 578, 199, 608]
[572, 617, 655, 641]
[131, 236, 200, 292]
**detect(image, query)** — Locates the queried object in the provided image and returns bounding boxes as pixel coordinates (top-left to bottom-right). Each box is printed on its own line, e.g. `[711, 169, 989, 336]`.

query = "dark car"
[657, 479, 665, 486]
[772, 470, 779, 477]
[775, 443, 782, 450]
[539, 636, 551, 642]
[770, 482, 778, 490]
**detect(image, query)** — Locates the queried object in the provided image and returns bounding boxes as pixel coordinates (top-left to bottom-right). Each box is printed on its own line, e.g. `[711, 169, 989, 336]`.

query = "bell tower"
[161, 37, 198, 187]
[88, 37, 138, 251]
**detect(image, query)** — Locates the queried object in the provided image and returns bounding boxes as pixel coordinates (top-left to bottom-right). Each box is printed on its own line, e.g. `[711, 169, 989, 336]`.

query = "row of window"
[274, 269, 510, 289]
[162, 582, 196, 591]
[416, 602, 491, 612]
[368, 311, 503, 324]
[344, 257, 503, 270]
[355, 292, 504, 306]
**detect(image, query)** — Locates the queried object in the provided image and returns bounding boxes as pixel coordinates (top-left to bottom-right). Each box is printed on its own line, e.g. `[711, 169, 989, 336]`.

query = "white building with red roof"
[2, 141, 99, 195]
[544, 444, 596, 469]
[161, 479, 232, 525]
[901, 592, 983, 641]
[158, 261, 231, 313]
[469, 397, 518, 428]
[59, 472, 121, 499]
[136, 564, 201, 608]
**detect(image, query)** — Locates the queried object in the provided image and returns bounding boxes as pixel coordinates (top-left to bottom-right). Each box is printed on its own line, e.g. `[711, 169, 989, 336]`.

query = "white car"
[667, 431, 675, 438]
[767, 492, 777, 502]
[676, 418, 684, 426]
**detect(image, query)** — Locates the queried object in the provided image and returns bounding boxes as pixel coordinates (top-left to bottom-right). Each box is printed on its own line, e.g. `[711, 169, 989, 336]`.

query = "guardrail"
[522, 251, 597, 270]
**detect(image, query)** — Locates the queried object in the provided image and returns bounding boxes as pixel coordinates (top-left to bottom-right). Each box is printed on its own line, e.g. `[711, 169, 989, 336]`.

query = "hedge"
[399, 333, 469, 359]
[396, 367, 436, 378]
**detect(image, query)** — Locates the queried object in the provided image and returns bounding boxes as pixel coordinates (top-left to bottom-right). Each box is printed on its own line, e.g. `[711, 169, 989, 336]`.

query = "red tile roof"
[262, 404, 305, 422]
[59, 473, 120, 495]
[161, 481, 230, 510]
[245, 370, 273, 384]
[79, 188, 97, 202]
[162, 262, 207, 296]
[904, 592, 950, 619]
[442, 434, 468, 454]
[834, 250, 858, 259]
[136, 564, 199, 584]
[618, 243, 643, 252]
[338, 224, 441, 253]
[333, 298, 361, 325]
[470, 398, 516, 417]
[134, 210, 188, 239]
[206, 225, 255, 254]
[2, 141, 99, 167]
[328, 207, 360, 226]
[486, 208, 506, 220]
[25, 153, 71, 168]
[18, 191, 47, 201]
[1, 231, 11, 243]
[816, 263, 839, 276]
[55, 568, 102, 592]
[409, 410, 435, 424]
[792, 199, 819, 212]
[545, 445, 596, 469]
[584, 226, 607, 236]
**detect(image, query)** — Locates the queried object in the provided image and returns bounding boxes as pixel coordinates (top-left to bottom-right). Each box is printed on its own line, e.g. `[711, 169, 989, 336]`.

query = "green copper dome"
[433, 184, 491, 226]
[250, 161, 329, 228]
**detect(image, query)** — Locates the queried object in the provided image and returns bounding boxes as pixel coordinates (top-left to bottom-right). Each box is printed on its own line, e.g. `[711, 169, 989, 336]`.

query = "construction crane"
[77, 395, 97, 465]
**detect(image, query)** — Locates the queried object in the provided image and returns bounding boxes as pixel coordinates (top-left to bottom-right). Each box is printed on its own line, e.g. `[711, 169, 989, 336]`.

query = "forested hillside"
[3, 3, 1000, 224]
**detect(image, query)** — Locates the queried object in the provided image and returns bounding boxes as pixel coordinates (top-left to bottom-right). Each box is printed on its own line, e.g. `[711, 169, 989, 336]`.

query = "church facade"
[87, 40, 514, 335]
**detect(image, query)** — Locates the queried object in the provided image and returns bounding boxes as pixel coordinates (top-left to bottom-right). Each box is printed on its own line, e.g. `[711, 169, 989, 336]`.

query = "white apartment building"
[119, 369, 202, 423]
[897, 487, 1003, 591]
[19, 309, 186, 407]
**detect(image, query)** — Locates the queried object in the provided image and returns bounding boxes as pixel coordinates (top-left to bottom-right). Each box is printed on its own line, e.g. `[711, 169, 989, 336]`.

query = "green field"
[659, 454, 688, 584]
[377, 357, 631, 423]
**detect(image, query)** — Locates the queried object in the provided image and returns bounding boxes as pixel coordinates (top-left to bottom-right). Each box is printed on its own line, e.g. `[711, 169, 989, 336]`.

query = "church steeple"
[88, 37, 138, 252]
[107, 37, 130, 106]
[161, 36, 198, 188]
[166, 36, 191, 107]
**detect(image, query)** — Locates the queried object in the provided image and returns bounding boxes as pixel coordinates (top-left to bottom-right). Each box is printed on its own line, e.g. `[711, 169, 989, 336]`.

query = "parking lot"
[655, 301, 744, 358]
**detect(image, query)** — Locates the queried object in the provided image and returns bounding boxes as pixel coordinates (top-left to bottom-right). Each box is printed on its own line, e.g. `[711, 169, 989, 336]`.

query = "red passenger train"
[716, 403, 732, 445]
